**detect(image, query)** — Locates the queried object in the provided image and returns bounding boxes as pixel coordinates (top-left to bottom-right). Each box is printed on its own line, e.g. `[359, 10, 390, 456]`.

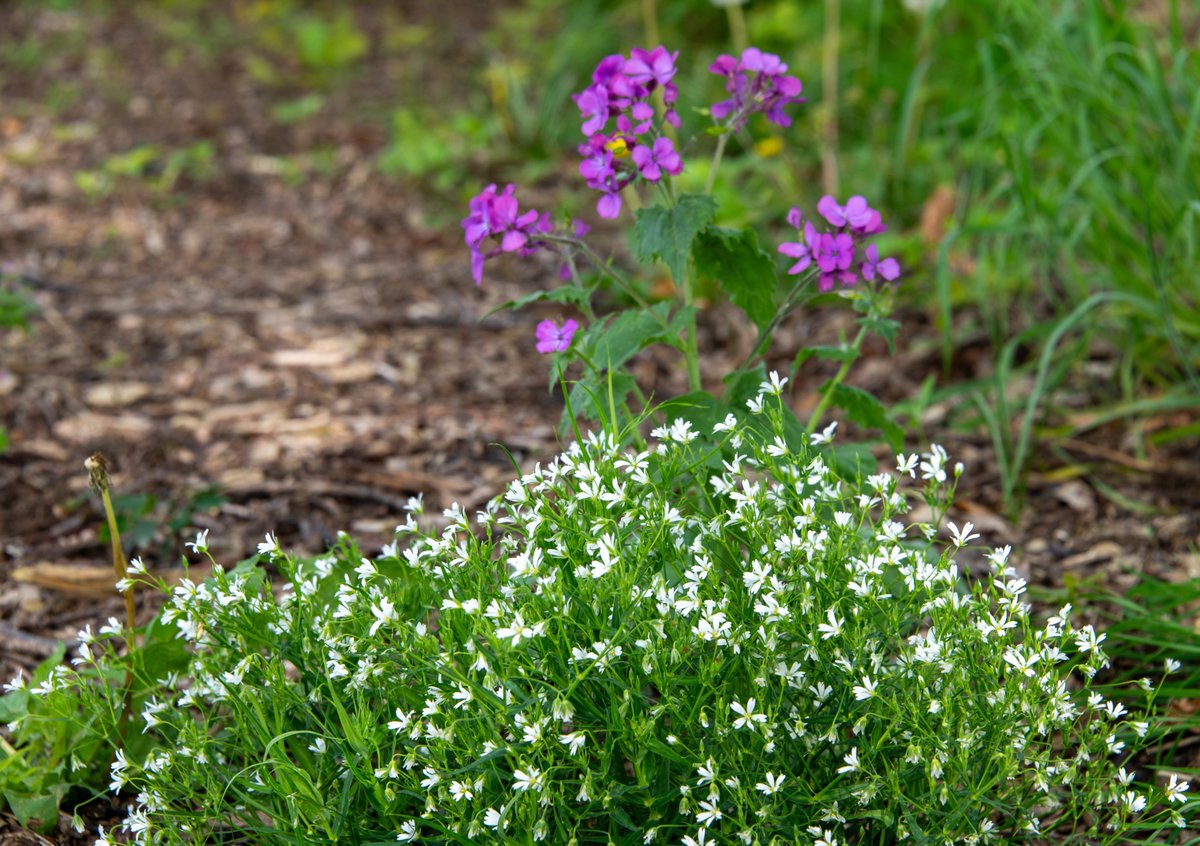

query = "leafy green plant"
[83, 402, 1193, 844]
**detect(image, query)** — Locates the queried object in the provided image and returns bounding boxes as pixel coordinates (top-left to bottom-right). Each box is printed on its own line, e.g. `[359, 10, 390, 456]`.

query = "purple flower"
[631, 137, 682, 182]
[709, 46, 805, 131]
[624, 46, 678, 90]
[815, 232, 855, 274]
[574, 84, 611, 136]
[572, 46, 687, 220]
[861, 243, 900, 282]
[536, 318, 579, 354]
[778, 221, 820, 275]
[462, 184, 550, 286]
[817, 195, 884, 233]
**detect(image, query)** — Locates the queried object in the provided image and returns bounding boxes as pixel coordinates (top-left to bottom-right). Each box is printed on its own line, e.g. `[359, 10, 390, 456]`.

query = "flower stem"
[726, 2, 748, 53]
[805, 324, 866, 434]
[85, 453, 137, 741]
[705, 132, 729, 196]
[821, 0, 841, 196]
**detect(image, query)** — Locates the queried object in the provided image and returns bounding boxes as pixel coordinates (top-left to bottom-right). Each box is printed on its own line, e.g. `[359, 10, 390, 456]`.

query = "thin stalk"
[821, 0, 841, 196]
[736, 272, 818, 371]
[705, 132, 730, 196]
[805, 325, 866, 434]
[85, 453, 136, 741]
[641, 0, 659, 48]
[542, 236, 668, 329]
[726, 2, 749, 53]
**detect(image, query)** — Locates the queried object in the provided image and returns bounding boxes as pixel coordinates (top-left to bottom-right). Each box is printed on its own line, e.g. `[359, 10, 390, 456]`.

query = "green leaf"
[581, 302, 680, 370]
[793, 344, 859, 371]
[822, 382, 905, 453]
[484, 286, 592, 318]
[0, 425, 7, 454]
[693, 225, 777, 331]
[4, 785, 64, 831]
[861, 315, 901, 354]
[631, 194, 717, 284]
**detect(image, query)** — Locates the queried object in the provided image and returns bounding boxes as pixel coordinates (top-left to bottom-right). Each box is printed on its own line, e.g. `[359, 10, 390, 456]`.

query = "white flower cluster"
[90, 381, 1187, 845]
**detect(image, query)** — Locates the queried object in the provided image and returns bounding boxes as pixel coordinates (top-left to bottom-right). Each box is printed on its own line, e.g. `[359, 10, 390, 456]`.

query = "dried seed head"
[85, 452, 110, 495]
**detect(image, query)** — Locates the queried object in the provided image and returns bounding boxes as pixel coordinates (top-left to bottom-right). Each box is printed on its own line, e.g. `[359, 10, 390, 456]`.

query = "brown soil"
[1, 3, 1197, 842]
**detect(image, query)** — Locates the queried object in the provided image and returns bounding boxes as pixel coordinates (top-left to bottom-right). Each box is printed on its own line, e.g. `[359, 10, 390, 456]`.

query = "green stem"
[726, 2, 748, 53]
[705, 132, 729, 196]
[806, 325, 866, 434]
[736, 272, 818, 371]
[821, 0, 841, 196]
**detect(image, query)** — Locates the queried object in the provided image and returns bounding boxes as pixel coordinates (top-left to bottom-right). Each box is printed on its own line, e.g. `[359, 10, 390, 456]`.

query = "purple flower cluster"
[709, 47, 805, 131]
[462, 183, 551, 286]
[573, 46, 684, 219]
[778, 195, 899, 292]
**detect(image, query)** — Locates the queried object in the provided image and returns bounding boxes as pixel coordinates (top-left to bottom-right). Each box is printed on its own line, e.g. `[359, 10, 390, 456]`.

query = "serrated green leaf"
[632, 194, 717, 284]
[484, 286, 593, 319]
[822, 382, 905, 453]
[581, 302, 682, 371]
[861, 315, 901, 354]
[693, 225, 777, 331]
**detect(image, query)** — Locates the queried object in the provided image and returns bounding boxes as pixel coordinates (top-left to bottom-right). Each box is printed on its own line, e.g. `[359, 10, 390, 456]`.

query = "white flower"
[895, 453, 918, 477]
[946, 520, 979, 547]
[513, 766, 546, 793]
[1165, 657, 1182, 674]
[756, 772, 785, 795]
[817, 608, 844, 640]
[746, 393, 766, 414]
[3, 673, 24, 693]
[495, 612, 546, 646]
[852, 676, 877, 701]
[396, 819, 418, 842]
[483, 807, 503, 829]
[559, 731, 586, 756]
[712, 413, 738, 435]
[810, 421, 838, 445]
[449, 780, 474, 802]
[836, 747, 860, 774]
[186, 529, 209, 553]
[695, 798, 723, 827]
[1166, 773, 1190, 803]
[256, 532, 279, 556]
[762, 370, 788, 397]
[307, 737, 327, 755]
[681, 828, 710, 846]
[730, 698, 766, 730]
[919, 445, 948, 482]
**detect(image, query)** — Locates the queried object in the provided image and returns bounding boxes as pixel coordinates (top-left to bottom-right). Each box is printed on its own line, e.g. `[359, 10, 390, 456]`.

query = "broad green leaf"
[4, 784, 65, 831]
[693, 225, 777, 331]
[822, 382, 905, 453]
[631, 194, 717, 284]
[581, 302, 680, 371]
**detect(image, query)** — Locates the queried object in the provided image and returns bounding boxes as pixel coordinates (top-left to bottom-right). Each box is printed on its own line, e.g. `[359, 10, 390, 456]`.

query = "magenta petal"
[597, 193, 622, 219]
[501, 231, 527, 252]
[879, 258, 900, 281]
[817, 195, 844, 227]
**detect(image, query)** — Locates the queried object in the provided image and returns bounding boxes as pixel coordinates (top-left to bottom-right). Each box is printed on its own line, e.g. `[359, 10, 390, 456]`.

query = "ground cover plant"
[1, 31, 1197, 846]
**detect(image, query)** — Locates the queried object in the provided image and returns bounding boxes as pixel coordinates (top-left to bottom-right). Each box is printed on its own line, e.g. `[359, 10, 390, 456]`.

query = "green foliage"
[631, 194, 717, 285]
[52, 412, 1192, 843]
[692, 225, 777, 332]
